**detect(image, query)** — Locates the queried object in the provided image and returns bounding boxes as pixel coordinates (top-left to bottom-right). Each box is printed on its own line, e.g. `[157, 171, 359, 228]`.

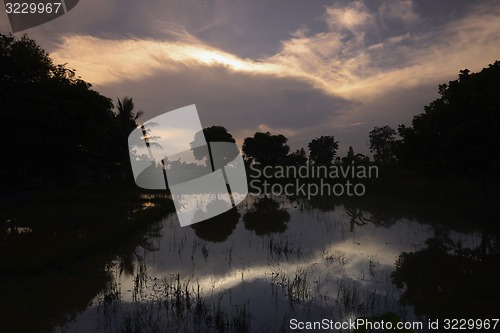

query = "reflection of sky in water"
[171, 193, 248, 221]
[57, 195, 482, 332]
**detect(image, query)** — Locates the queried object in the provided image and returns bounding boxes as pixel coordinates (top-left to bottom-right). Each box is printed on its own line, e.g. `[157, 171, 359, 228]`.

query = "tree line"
[369, 61, 500, 190]
[241, 132, 369, 167]
[0, 34, 141, 188]
[241, 61, 500, 187]
[2, 33, 498, 192]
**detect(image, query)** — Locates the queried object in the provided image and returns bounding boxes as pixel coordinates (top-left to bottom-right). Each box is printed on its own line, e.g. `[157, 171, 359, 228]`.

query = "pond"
[59, 194, 496, 332]
[2, 192, 499, 332]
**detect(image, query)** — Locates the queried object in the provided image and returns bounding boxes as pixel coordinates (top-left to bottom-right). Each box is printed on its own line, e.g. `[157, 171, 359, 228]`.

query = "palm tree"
[115, 97, 144, 180]
[117, 96, 143, 135]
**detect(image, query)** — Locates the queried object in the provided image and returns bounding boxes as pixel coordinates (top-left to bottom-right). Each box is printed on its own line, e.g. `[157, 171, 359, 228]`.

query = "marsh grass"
[94, 268, 253, 333]
[272, 268, 311, 304]
[268, 237, 303, 260]
[322, 249, 349, 267]
[5, 191, 432, 332]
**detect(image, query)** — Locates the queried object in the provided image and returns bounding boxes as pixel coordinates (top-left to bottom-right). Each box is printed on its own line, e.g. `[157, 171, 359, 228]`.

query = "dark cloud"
[94, 63, 353, 141]
[3, 0, 499, 157]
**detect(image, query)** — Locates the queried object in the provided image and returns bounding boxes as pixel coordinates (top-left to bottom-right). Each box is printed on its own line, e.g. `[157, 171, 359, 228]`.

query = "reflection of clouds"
[113, 201, 480, 305]
[61, 196, 483, 333]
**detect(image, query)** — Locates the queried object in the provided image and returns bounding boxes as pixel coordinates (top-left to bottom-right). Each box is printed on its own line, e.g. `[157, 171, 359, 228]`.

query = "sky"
[2, 0, 500, 155]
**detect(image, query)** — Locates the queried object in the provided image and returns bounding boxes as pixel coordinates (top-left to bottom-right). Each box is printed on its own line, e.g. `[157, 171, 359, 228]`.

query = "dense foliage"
[0, 34, 136, 188]
[4, 33, 498, 192]
[308, 135, 339, 165]
[399, 63, 500, 181]
[242, 131, 290, 166]
[369, 126, 397, 165]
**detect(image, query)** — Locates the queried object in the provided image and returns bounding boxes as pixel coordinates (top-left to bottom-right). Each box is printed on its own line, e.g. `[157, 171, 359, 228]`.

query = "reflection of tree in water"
[243, 196, 290, 235]
[304, 195, 338, 212]
[117, 222, 163, 276]
[342, 197, 402, 228]
[190, 199, 240, 242]
[0, 196, 169, 333]
[392, 227, 500, 318]
[303, 195, 437, 228]
[303, 195, 460, 230]
[344, 204, 371, 232]
[304, 198, 373, 232]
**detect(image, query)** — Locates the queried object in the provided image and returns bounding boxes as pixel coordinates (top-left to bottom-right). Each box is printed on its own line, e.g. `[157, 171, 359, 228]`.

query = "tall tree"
[192, 125, 236, 147]
[396, 61, 500, 188]
[0, 33, 115, 187]
[190, 126, 239, 202]
[308, 135, 339, 165]
[190, 125, 239, 169]
[369, 126, 397, 165]
[116, 97, 142, 136]
[0, 34, 53, 85]
[242, 131, 290, 166]
[115, 96, 143, 165]
[342, 146, 368, 165]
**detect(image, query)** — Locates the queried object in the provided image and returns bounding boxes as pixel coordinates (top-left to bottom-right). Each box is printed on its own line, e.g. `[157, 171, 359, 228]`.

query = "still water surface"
[49, 194, 485, 332]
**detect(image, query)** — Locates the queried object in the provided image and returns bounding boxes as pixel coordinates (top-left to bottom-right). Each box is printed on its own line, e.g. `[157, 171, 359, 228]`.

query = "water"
[52, 194, 485, 332]
[2, 193, 496, 332]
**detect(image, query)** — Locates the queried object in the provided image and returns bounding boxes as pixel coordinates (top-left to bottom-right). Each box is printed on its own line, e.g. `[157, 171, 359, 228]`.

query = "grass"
[272, 268, 311, 304]
[268, 237, 303, 260]
[95, 270, 253, 333]
[2, 187, 434, 332]
[322, 249, 349, 267]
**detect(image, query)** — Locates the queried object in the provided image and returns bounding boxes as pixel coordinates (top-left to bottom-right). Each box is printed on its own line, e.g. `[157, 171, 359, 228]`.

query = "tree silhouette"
[243, 196, 290, 235]
[395, 62, 500, 189]
[369, 126, 397, 165]
[0, 33, 117, 188]
[116, 96, 143, 168]
[190, 125, 239, 168]
[116, 97, 143, 137]
[392, 231, 500, 319]
[0, 34, 53, 85]
[189, 125, 240, 204]
[242, 131, 290, 166]
[308, 135, 339, 165]
[287, 148, 308, 166]
[342, 146, 368, 165]
[190, 200, 240, 242]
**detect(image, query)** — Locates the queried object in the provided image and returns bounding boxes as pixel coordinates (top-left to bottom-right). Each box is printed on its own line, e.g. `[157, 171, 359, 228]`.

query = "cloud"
[45, 0, 500, 155]
[49, 1, 500, 102]
[379, 0, 419, 27]
[272, 1, 500, 98]
[89, 60, 353, 149]
[324, 1, 375, 37]
[50, 35, 287, 85]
